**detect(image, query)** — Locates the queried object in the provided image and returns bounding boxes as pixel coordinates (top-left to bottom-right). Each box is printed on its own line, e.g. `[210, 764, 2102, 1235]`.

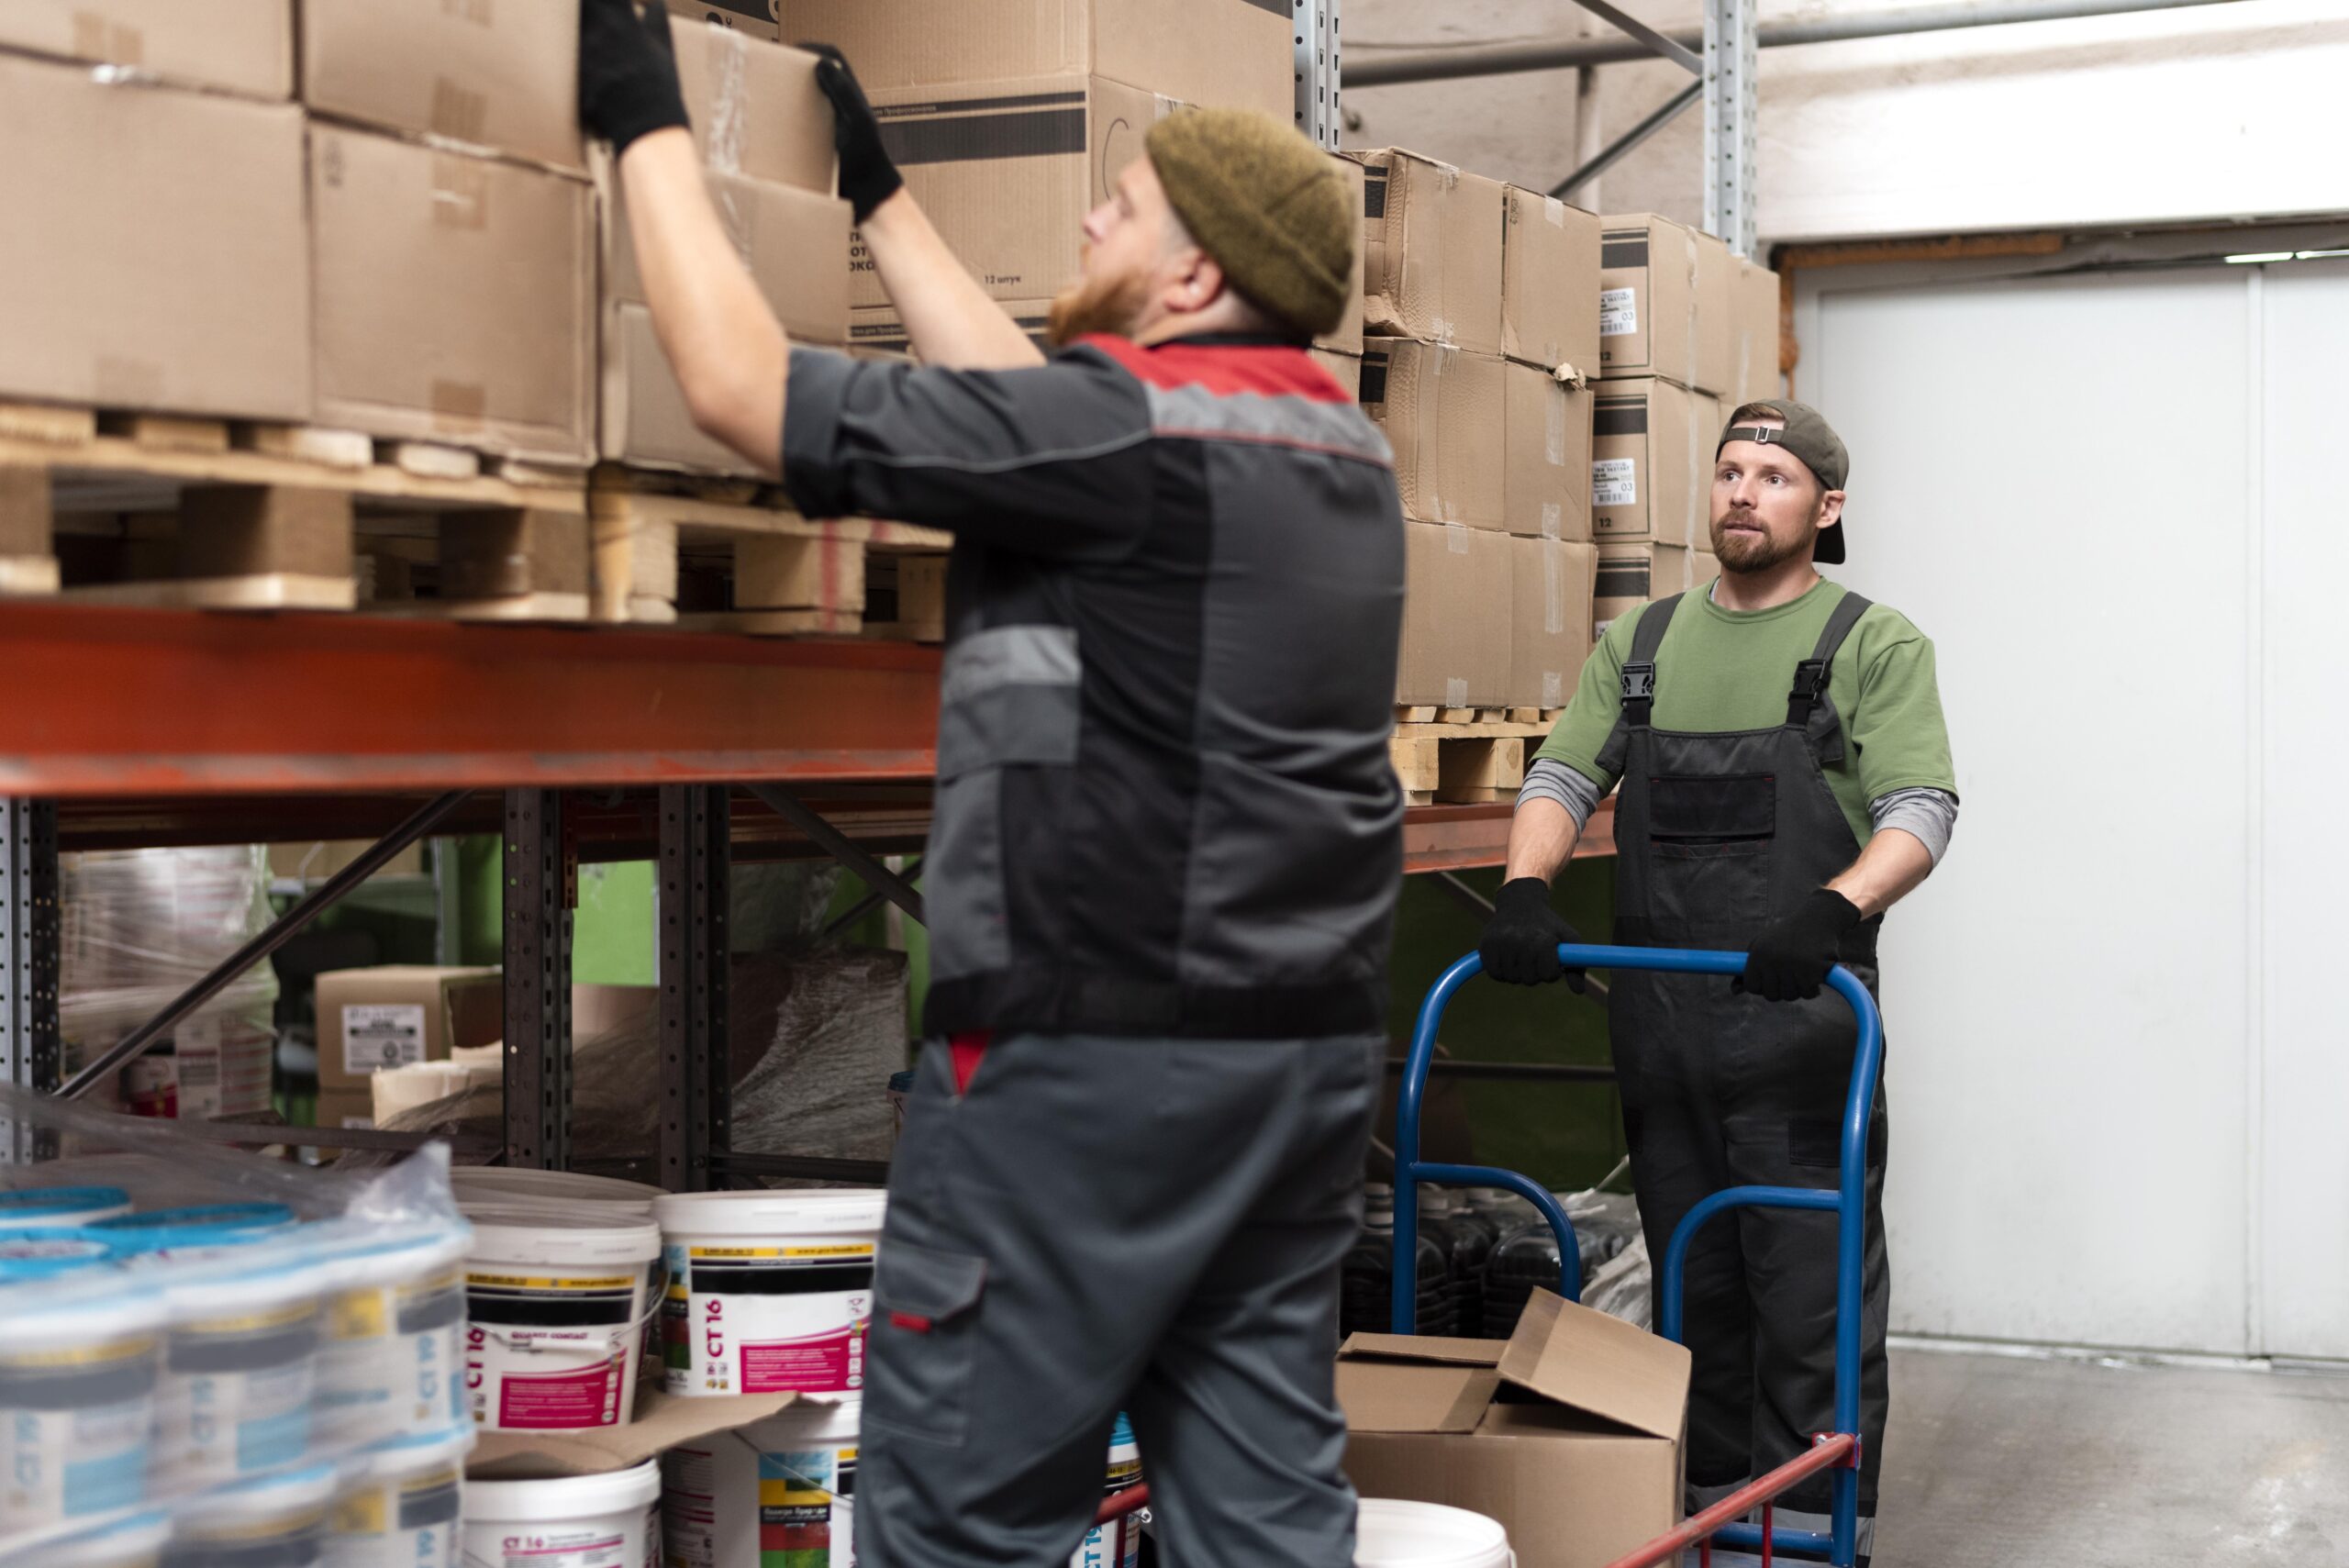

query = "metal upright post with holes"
[658, 785, 731, 1194]
[503, 789, 573, 1171]
[0, 800, 59, 1163]
[1704, 0, 1759, 256]
[1294, 0, 1342, 151]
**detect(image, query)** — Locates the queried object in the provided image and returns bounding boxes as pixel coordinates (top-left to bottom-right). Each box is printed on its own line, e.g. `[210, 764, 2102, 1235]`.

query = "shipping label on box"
[340, 1004, 428, 1074]
[777, 0, 1291, 118]
[301, 0, 584, 172]
[1508, 537, 1597, 711]
[1352, 150, 1506, 357]
[672, 28, 836, 192]
[1731, 259, 1780, 403]
[1503, 362, 1592, 542]
[1397, 521, 1512, 709]
[0, 0, 293, 98]
[1692, 229, 1735, 396]
[1502, 186, 1601, 377]
[1595, 542, 1691, 640]
[310, 128, 594, 463]
[857, 75, 1169, 308]
[1361, 342, 1506, 530]
[1591, 378, 1698, 546]
[1598, 215, 1698, 388]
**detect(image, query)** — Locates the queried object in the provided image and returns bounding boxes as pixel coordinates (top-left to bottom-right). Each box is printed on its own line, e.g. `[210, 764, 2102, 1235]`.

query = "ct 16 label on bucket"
[664, 1243, 875, 1397]
[465, 1269, 648, 1431]
[469, 1522, 634, 1568]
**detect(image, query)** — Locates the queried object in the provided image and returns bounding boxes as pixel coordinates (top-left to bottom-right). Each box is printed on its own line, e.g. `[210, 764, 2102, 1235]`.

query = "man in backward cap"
[579, 7, 1403, 1565]
[1480, 403, 1958, 1564]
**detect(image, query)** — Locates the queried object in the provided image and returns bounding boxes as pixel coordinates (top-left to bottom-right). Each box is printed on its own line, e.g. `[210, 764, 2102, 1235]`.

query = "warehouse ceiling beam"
[55, 788, 472, 1101]
[744, 783, 928, 928]
[1346, 0, 2245, 86]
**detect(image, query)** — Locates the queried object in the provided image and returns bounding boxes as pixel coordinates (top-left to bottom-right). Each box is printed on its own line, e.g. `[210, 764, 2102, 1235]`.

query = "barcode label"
[1593, 458, 1638, 507]
[1598, 287, 1638, 337]
[343, 1003, 428, 1073]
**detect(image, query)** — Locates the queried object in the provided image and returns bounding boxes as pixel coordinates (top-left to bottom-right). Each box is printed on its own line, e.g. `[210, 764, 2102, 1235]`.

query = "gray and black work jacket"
[783, 332, 1406, 1040]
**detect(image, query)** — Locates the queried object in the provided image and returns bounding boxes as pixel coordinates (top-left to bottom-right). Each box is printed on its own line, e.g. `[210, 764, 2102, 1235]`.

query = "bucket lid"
[1355, 1499, 1514, 1568]
[179, 1462, 340, 1529]
[93, 1202, 295, 1251]
[0, 1272, 163, 1347]
[321, 1221, 473, 1286]
[464, 1205, 662, 1267]
[46, 1510, 172, 1568]
[0, 1185, 130, 1222]
[450, 1168, 664, 1214]
[356, 1424, 474, 1484]
[463, 1458, 662, 1522]
[652, 1188, 886, 1238]
[0, 1227, 117, 1277]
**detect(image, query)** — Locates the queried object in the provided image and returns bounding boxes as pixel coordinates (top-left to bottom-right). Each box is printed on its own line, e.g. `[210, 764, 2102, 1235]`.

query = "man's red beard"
[1046, 265, 1156, 348]
[1711, 508, 1818, 573]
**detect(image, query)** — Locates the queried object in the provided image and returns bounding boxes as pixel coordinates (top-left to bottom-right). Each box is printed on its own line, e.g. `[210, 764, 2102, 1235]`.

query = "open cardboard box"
[1340, 1290, 1692, 1568]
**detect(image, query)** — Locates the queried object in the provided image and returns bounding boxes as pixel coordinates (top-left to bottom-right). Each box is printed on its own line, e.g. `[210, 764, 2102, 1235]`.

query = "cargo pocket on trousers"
[865, 1240, 988, 1445]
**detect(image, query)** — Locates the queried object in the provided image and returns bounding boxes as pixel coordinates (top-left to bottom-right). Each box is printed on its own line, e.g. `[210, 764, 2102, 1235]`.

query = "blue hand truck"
[1391, 944, 1885, 1568]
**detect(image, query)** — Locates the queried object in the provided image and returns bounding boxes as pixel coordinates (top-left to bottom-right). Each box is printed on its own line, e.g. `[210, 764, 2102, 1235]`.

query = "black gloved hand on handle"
[1737, 887, 1863, 1002]
[1478, 878, 1587, 991]
[581, 0, 689, 156]
[803, 43, 904, 223]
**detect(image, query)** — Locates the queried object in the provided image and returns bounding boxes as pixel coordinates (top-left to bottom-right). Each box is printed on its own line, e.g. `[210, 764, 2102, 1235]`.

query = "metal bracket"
[0, 800, 59, 1163]
[1293, 0, 1343, 151]
[1704, 0, 1759, 256]
[658, 785, 731, 1193]
[1552, 80, 1700, 201]
[504, 789, 573, 1170]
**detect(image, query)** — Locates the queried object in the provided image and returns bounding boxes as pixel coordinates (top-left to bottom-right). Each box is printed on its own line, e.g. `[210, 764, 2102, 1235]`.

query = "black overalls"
[1595, 589, 1890, 1535]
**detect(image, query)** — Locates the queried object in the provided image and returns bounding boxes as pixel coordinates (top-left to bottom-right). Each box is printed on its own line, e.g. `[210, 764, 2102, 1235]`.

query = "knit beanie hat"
[1143, 108, 1354, 339]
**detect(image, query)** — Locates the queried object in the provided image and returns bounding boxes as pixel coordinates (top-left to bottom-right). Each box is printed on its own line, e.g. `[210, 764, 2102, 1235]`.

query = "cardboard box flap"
[1496, 1290, 1690, 1441]
[1340, 1333, 1505, 1367]
[1337, 1361, 1500, 1435]
[468, 1390, 800, 1479]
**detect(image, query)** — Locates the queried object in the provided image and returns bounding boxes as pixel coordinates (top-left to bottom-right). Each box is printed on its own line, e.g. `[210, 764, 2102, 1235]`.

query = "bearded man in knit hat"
[580, 6, 1404, 1564]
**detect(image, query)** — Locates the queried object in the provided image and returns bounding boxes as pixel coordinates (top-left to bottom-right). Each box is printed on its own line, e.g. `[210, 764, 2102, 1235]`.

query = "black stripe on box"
[1358, 354, 1389, 406]
[1596, 563, 1650, 597]
[1601, 239, 1650, 269]
[1362, 172, 1388, 220]
[1593, 400, 1649, 437]
[880, 106, 1088, 166]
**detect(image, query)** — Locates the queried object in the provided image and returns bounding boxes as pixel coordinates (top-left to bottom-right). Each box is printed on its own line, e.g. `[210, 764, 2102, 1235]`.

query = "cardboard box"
[1397, 521, 1511, 709]
[1598, 214, 1699, 389]
[1310, 348, 1362, 402]
[856, 74, 1169, 308]
[1731, 259, 1780, 404]
[1692, 229, 1735, 396]
[672, 28, 835, 191]
[1361, 342, 1506, 531]
[1591, 378, 1702, 546]
[1503, 362, 1593, 543]
[668, 0, 782, 40]
[1692, 548, 1720, 589]
[603, 167, 852, 473]
[0, 1, 291, 97]
[471, 1389, 799, 1480]
[301, 0, 583, 172]
[1352, 150, 1505, 357]
[315, 1086, 377, 1133]
[1339, 1292, 1692, 1568]
[0, 55, 310, 420]
[775, 0, 1291, 119]
[1502, 186, 1602, 376]
[316, 965, 503, 1096]
[847, 301, 1054, 359]
[1317, 152, 1368, 358]
[310, 127, 595, 463]
[1595, 541, 1691, 638]
[267, 840, 427, 881]
[1509, 536, 1596, 711]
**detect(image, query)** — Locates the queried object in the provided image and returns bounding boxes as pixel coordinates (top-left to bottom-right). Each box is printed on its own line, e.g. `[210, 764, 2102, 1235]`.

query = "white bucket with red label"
[462, 1460, 662, 1568]
[650, 1191, 885, 1398]
[461, 1207, 662, 1431]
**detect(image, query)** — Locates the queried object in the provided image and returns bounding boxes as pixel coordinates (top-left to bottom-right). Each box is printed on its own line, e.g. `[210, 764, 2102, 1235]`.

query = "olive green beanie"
[1143, 108, 1355, 339]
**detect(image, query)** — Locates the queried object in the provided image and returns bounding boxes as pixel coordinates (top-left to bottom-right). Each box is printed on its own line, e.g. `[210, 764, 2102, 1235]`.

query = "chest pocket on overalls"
[1645, 769, 1776, 926]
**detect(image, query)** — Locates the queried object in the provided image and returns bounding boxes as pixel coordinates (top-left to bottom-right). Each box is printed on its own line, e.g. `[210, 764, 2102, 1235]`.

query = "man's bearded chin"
[1711, 510, 1817, 573]
[1047, 264, 1156, 348]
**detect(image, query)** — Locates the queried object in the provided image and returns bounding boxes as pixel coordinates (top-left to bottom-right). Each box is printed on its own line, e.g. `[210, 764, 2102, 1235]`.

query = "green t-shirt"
[1535, 578, 1957, 846]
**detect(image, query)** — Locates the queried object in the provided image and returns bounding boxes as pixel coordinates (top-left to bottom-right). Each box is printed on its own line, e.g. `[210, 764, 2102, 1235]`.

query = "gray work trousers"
[856, 1030, 1384, 1568]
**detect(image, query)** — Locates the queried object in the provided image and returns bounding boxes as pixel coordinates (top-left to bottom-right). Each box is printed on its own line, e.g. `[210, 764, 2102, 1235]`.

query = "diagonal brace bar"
[1572, 0, 1704, 72]
[59, 789, 473, 1099]
[745, 784, 926, 927]
[1553, 80, 1700, 200]
[821, 857, 923, 942]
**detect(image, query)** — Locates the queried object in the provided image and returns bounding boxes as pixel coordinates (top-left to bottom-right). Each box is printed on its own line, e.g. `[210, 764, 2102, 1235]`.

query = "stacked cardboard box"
[314, 964, 504, 1131]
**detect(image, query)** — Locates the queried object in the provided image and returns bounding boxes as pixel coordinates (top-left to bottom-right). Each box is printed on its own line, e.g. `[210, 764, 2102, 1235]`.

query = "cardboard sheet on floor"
[468, 1390, 802, 1479]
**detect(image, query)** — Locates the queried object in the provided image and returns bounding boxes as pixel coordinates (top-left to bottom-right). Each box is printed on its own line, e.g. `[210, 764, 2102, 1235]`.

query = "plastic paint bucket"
[450, 1170, 663, 1215]
[0, 1186, 132, 1229]
[95, 1204, 297, 1255]
[0, 1228, 119, 1276]
[1354, 1499, 1516, 1568]
[328, 1426, 470, 1568]
[463, 1207, 662, 1430]
[651, 1190, 885, 1397]
[664, 1396, 861, 1568]
[151, 1249, 326, 1486]
[163, 1462, 338, 1568]
[0, 1277, 165, 1532]
[1072, 1415, 1145, 1568]
[49, 1510, 173, 1568]
[463, 1459, 662, 1568]
[317, 1226, 472, 1444]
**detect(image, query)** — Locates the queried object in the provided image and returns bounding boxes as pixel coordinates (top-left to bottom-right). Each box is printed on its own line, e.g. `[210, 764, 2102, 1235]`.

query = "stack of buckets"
[0, 1180, 474, 1568]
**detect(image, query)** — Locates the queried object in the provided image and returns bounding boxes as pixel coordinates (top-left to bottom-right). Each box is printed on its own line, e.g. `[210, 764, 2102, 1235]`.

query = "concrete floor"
[1876, 1343, 2349, 1566]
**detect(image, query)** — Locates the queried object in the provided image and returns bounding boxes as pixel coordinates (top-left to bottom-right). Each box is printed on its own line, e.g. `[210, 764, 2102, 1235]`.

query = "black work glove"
[1478, 878, 1587, 990]
[1737, 888, 1863, 1001]
[803, 43, 903, 223]
[580, 0, 689, 156]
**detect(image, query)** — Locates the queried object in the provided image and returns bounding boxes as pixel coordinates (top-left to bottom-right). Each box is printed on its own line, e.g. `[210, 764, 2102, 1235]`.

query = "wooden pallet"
[0, 403, 589, 618]
[589, 471, 949, 637]
[1388, 708, 1564, 805]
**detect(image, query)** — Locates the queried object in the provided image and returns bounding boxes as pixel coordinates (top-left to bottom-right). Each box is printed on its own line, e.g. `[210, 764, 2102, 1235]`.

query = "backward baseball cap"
[1717, 399, 1850, 564]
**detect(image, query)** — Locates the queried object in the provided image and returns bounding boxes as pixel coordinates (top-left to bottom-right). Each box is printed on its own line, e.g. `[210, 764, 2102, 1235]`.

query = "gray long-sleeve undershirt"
[1516, 758, 1959, 865]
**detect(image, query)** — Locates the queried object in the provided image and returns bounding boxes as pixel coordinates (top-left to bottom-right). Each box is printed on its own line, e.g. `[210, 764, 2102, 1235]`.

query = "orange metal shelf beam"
[1402, 797, 1616, 872]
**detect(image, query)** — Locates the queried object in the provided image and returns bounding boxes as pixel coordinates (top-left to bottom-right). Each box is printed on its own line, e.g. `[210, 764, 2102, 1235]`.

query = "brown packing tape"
[431, 380, 489, 424]
[431, 77, 489, 146]
[431, 155, 490, 230]
[1680, 227, 1701, 394]
[73, 16, 144, 62]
